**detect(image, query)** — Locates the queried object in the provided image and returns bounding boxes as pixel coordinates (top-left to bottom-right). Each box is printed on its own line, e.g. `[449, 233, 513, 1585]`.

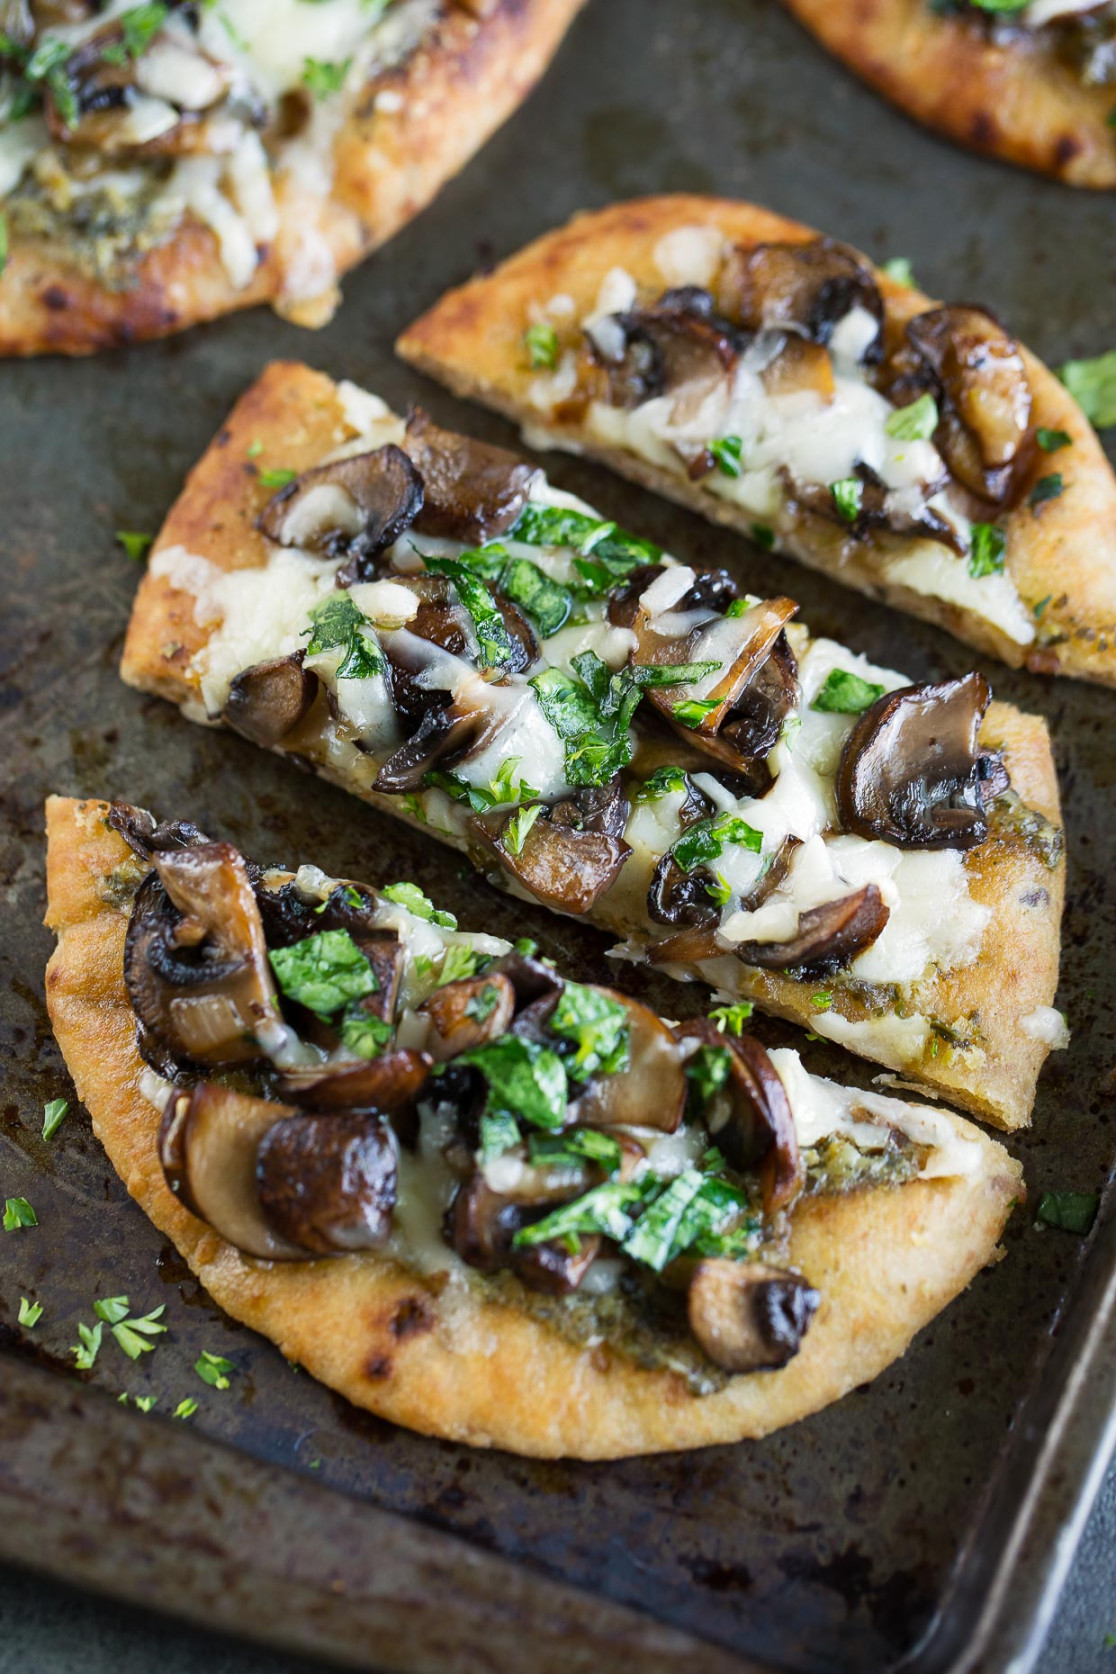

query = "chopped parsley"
[685, 1043, 733, 1106]
[673, 811, 763, 875]
[512, 1180, 651, 1248]
[672, 696, 721, 728]
[71, 1321, 102, 1370]
[549, 982, 630, 1082]
[302, 56, 351, 99]
[501, 803, 542, 856]
[115, 531, 154, 563]
[258, 467, 298, 490]
[884, 392, 938, 441]
[968, 522, 1006, 579]
[337, 1006, 393, 1060]
[380, 881, 456, 929]
[708, 1002, 753, 1036]
[524, 322, 559, 369]
[421, 554, 515, 667]
[528, 1128, 623, 1175]
[195, 1351, 235, 1390]
[42, 1098, 70, 1140]
[810, 990, 833, 1011]
[174, 1398, 199, 1420]
[18, 1297, 42, 1329]
[635, 765, 688, 802]
[3, 1196, 37, 1231]
[1035, 1190, 1098, 1235]
[881, 256, 916, 289]
[811, 667, 886, 714]
[459, 1035, 568, 1131]
[465, 982, 503, 1022]
[479, 1110, 521, 1162]
[830, 477, 864, 522]
[1036, 427, 1072, 453]
[510, 504, 662, 581]
[101, 4, 168, 66]
[1029, 474, 1064, 509]
[709, 435, 744, 478]
[1060, 350, 1116, 428]
[270, 929, 377, 1020]
[305, 595, 384, 678]
[498, 556, 572, 636]
[622, 1170, 751, 1271]
[632, 659, 719, 688]
[530, 660, 641, 788]
[750, 523, 775, 550]
[96, 1300, 167, 1360]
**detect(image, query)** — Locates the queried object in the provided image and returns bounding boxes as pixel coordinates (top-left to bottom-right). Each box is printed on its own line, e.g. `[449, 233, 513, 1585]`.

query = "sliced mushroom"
[649, 831, 800, 935]
[784, 465, 966, 559]
[257, 446, 424, 577]
[835, 673, 993, 849]
[898, 306, 1033, 505]
[124, 844, 279, 1070]
[469, 781, 632, 915]
[418, 972, 517, 1062]
[571, 991, 687, 1133]
[595, 289, 739, 433]
[373, 701, 487, 794]
[404, 410, 539, 544]
[43, 20, 235, 153]
[274, 1048, 432, 1110]
[736, 884, 891, 974]
[255, 1111, 398, 1254]
[224, 654, 319, 748]
[513, 1235, 602, 1295]
[159, 1083, 305, 1260]
[687, 1258, 820, 1373]
[108, 800, 210, 859]
[719, 239, 884, 358]
[445, 1173, 525, 1272]
[674, 1022, 799, 1211]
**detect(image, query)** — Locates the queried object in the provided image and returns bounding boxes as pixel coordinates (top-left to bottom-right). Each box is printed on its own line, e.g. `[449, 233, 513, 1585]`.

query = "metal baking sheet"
[1, 1, 1115, 1669]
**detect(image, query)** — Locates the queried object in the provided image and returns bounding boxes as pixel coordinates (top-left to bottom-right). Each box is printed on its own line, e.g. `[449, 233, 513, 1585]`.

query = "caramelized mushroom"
[514, 1236, 602, 1295]
[719, 239, 884, 358]
[687, 1258, 820, 1372]
[373, 701, 485, 793]
[257, 446, 424, 576]
[446, 1174, 601, 1292]
[108, 800, 210, 859]
[43, 20, 235, 153]
[256, 1112, 398, 1254]
[159, 1083, 304, 1260]
[735, 884, 891, 974]
[469, 780, 632, 915]
[571, 991, 687, 1133]
[900, 306, 1033, 504]
[404, 410, 539, 544]
[275, 1049, 432, 1110]
[835, 673, 993, 849]
[595, 289, 738, 428]
[124, 844, 280, 1070]
[785, 466, 966, 558]
[419, 972, 516, 1062]
[674, 1022, 800, 1211]
[224, 654, 319, 747]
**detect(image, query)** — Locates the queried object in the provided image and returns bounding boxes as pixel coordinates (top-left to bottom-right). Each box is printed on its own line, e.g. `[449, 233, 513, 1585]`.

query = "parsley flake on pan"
[3, 1197, 37, 1231]
[195, 1351, 235, 1390]
[18, 1297, 42, 1328]
[1060, 350, 1116, 429]
[42, 1098, 70, 1140]
[1035, 1191, 1098, 1235]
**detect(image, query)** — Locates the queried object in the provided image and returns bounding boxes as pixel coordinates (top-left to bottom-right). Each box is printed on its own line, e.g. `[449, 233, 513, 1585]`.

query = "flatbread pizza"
[44, 794, 1023, 1458]
[119, 363, 1067, 1130]
[782, 0, 1116, 188]
[0, 0, 585, 355]
[396, 194, 1116, 685]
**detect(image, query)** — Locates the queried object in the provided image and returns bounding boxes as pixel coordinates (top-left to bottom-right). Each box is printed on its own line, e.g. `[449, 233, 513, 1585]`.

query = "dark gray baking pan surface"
[1, 2, 1114, 1671]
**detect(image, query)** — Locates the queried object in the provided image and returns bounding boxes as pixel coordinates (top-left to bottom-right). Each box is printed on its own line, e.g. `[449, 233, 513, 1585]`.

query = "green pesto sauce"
[987, 790, 1064, 871]
[8, 166, 180, 290]
[803, 1131, 921, 1194]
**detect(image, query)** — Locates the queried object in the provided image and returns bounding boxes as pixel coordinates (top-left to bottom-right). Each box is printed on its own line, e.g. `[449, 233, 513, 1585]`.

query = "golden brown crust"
[396, 193, 1116, 688]
[0, 0, 586, 356]
[782, 0, 1116, 188]
[45, 794, 1023, 1458]
[119, 358, 1066, 1130]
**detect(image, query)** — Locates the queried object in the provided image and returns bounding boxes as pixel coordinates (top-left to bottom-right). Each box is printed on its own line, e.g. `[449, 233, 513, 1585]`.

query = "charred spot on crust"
[365, 1353, 394, 1381]
[389, 1296, 435, 1340]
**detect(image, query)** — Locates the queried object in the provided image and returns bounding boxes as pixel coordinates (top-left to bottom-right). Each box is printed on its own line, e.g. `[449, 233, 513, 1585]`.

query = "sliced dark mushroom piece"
[257, 445, 424, 578]
[275, 1047, 431, 1110]
[687, 1258, 820, 1373]
[418, 971, 517, 1062]
[719, 238, 884, 358]
[571, 990, 687, 1133]
[783, 465, 966, 559]
[42, 20, 234, 153]
[674, 1021, 800, 1211]
[446, 1174, 601, 1293]
[898, 306, 1033, 505]
[594, 289, 739, 440]
[403, 410, 539, 544]
[124, 843, 280, 1071]
[373, 701, 487, 794]
[835, 673, 993, 849]
[108, 800, 210, 859]
[256, 1111, 398, 1254]
[224, 653, 319, 748]
[736, 884, 891, 975]
[649, 831, 800, 934]
[469, 780, 632, 916]
[159, 1083, 305, 1261]
[513, 1235, 602, 1296]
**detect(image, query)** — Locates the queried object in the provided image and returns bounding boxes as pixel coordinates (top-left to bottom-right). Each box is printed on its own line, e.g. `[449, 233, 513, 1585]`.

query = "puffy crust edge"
[44, 793, 1022, 1459]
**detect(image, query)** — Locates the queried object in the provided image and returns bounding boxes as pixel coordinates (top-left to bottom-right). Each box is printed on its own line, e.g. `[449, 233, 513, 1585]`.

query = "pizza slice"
[0, 0, 584, 356]
[396, 194, 1116, 686]
[44, 794, 1023, 1458]
[782, 0, 1116, 188]
[119, 362, 1066, 1131]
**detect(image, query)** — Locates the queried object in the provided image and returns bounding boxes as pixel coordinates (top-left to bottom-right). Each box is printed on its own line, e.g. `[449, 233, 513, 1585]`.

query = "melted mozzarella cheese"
[769, 1047, 982, 1178]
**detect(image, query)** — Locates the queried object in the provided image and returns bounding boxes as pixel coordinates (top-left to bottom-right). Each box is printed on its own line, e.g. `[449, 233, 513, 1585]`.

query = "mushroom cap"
[735, 883, 892, 976]
[673, 1021, 800, 1211]
[687, 1258, 821, 1373]
[469, 782, 633, 916]
[256, 1111, 399, 1255]
[572, 990, 687, 1133]
[257, 445, 424, 575]
[404, 410, 539, 544]
[719, 238, 884, 356]
[274, 1048, 432, 1110]
[419, 972, 517, 1062]
[224, 653, 319, 748]
[599, 289, 740, 421]
[124, 844, 279, 1071]
[835, 673, 993, 850]
[159, 1082, 305, 1261]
